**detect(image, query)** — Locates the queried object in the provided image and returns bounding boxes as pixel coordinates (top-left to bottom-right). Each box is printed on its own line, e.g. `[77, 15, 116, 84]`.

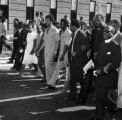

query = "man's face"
[103, 30, 112, 40]
[112, 25, 119, 34]
[70, 25, 76, 32]
[37, 25, 42, 33]
[82, 24, 87, 31]
[103, 26, 114, 40]
[28, 25, 33, 32]
[60, 21, 65, 29]
[95, 16, 103, 26]
[45, 18, 51, 27]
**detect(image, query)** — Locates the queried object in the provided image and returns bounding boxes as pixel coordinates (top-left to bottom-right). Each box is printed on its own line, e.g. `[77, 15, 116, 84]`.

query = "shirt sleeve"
[54, 28, 60, 42]
[43, 32, 46, 41]
[64, 32, 72, 46]
[33, 32, 37, 40]
[4, 22, 7, 31]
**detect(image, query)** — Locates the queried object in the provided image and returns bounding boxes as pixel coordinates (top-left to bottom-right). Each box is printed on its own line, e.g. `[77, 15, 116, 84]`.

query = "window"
[26, 0, 34, 23]
[50, 0, 57, 21]
[89, 0, 96, 23]
[70, 0, 78, 20]
[106, 3, 112, 23]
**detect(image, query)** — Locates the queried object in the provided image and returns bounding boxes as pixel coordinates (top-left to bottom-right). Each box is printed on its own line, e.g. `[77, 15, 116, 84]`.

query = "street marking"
[7, 73, 19, 75]
[18, 84, 27, 87]
[56, 106, 95, 112]
[30, 111, 49, 115]
[0, 91, 62, 103]
[0, 114, 5, 119]
[12, 79, 41, 82]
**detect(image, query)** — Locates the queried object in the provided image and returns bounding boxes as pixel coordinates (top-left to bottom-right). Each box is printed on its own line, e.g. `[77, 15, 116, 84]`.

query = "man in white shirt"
[47, 18, 72, 89]
[0, 16, 11, 54]
[43, 14, 60, 84]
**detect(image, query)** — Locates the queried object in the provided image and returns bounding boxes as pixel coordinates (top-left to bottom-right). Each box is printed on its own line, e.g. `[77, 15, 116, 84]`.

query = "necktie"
[71, 32, 75, 54]
[46, 28, 49, 34]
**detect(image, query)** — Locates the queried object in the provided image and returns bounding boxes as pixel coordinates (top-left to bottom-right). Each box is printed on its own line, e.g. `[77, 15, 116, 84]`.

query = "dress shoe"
[40, 80, 46, 83]
[75, 99, 85, 105]
[47, 85, 56, 90]
[66, 94, 76, 101]
[75, 97, 87, 105]
[7, 60, 13, 64]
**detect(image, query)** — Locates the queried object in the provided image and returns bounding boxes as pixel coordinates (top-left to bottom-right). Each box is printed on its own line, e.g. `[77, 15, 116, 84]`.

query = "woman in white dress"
[19, 23, 37, 77]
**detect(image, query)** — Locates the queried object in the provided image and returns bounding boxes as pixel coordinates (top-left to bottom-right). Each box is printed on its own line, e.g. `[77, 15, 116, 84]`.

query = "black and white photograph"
[0, 0, 122, 120]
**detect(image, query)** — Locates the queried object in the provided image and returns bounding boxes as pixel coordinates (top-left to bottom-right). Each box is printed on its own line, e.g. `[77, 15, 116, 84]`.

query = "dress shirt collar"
[46, 24, 54, 33]
[105, 38, 112, 43]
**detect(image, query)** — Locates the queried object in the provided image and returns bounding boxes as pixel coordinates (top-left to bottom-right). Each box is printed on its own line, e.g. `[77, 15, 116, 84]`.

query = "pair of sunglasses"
[103, 30, 111, 33]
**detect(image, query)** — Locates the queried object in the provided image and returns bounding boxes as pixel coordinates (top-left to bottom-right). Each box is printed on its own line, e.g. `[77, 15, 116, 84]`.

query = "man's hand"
[59, 56, 64, 61]
[81, 45, 86, 51]
[93, 70, 97, 77]
[19, 48, 24, 53]
[87, 50, 91, 58]
[104, 63, 111, 73]
[35, 50, 40, 56]
[30, 50, 34, 55]
[53, 52, 57, 59]
[93, 69, 101, 77]
[96, 69, 101, 75]
[72, 51, 76, 57]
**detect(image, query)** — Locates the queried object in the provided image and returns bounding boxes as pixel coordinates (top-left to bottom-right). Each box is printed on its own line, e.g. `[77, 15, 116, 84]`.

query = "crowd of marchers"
[0, 11, 122, 120]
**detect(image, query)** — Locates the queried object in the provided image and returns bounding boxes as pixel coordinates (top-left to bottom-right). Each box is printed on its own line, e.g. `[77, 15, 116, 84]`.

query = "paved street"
[0, 57, 95, 120]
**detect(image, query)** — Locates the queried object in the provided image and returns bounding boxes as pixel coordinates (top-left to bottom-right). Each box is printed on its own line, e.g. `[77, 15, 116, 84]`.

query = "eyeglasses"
[103, 30, 111, 33]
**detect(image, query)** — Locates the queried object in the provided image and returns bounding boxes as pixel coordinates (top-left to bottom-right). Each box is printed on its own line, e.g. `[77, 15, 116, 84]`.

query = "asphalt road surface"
[0, 57, 96, 120]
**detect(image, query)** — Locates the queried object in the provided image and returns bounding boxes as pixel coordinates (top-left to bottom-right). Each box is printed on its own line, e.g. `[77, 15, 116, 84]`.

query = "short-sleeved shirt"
[35, 17, 41, 27]
[59, 28, 72, 64]
[43, 25, 60, 54]
[60, 27, 72, 53]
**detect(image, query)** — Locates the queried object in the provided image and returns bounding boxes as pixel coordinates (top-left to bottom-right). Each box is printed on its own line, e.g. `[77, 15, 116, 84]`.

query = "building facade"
[0, 0, 122, 33]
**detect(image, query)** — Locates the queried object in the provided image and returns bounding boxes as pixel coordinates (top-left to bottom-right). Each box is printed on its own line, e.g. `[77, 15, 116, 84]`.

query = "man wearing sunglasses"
[90, 25, 121, 120]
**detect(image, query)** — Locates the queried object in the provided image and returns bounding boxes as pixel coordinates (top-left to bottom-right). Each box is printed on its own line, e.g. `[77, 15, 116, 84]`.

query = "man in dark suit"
[91, 14, 105, 60]
[90, 25, 121, 120]
[11, 22, 28, 71]
[8, 18, 19, 63]
[68, 19, 90, 102]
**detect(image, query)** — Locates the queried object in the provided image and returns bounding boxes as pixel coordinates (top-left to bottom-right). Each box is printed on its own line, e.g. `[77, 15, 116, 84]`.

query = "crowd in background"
[0, 11, 122, 120]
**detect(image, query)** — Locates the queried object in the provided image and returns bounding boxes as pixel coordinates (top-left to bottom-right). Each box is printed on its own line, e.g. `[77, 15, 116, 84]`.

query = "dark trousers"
[10, 40, 19, 61]
[96, 87, 116, 120]
[78, 70, 93, 102]
[96, 72, 117, 120]
[69, 57, 83, 98]
[38, 50, 46, 80]
[13, 50, 24, 70]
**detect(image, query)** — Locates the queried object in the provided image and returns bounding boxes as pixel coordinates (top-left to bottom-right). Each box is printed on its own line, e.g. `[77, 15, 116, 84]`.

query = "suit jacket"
[95, 40, 121, 88]
[91, 25, 105, 59]
[68, 29, 90, 67]
[18, 29, 28, 50]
